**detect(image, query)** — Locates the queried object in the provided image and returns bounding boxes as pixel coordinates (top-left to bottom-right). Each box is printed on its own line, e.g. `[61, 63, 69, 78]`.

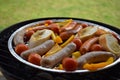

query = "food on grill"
[60, 35, 75, 48]
[20, 40, 55, 59]
[15, 43, 29, 55]
[59, 24, 82, 41]
[72, 37, 82, 50]
[78, 26, 98, 41]
[99, 34, 120, 56]
[60, 30, 75, 41]
[13, 19, 120, 71]
[72, 51, 81, 59]
[24, 30, 35, 41]
[90, 44, 103, 51]
[62, 57, 78, 71]
[95, 28, 108, 36]
[28, 29, 53, 48]
[53, 36, 63, 44]
[28, 53, 41, 65]
[60, 20, 77, 32]
[77, 51, 116, 69]
[83, 57, 114, 71]
[41, 42, 76, 68]
[14, 29, 26, 45]
[44, 43, 62, 57]
[80, 37, 99, 54]
[44, 20, 53, 25]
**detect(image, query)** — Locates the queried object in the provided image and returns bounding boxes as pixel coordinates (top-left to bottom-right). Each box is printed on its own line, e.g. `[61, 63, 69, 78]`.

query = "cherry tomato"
[72, 38, 82, 50]
[90, 44, 103, 51]
[62, 57, 78, 71]
[25, 30, 34, 41]
[15, 44, 29, 55]
[45, 20, 53, 25]
[28, 53, 41, 65]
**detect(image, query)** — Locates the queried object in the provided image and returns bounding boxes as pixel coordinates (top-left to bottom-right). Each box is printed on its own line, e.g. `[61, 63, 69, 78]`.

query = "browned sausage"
[32, 25, 50, 32]
[77, 51, 116, 69]
[13, 29, 26, 46]
[41, 42, 76, 68]
[60, 24, 82, 41]
[80, 37, 99, 54]
[60, 21, 77, 32]
[60, 30, 75, 41]
[20, 40, 55, 59]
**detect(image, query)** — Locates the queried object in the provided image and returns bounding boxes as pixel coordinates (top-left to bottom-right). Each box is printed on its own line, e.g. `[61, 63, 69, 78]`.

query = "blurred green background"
[0, 0, 120, 31]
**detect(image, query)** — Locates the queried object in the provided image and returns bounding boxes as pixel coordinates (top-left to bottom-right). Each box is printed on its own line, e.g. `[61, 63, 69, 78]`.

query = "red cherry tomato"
[25, 30, 34, 41]
[72, 38, 82, 50]
[15, 44, 29, 55]
[62, 57, 78, 71]
[90, 44, 103, 51]
[28, 53, 41, 65]
[45, 20, 53, 25]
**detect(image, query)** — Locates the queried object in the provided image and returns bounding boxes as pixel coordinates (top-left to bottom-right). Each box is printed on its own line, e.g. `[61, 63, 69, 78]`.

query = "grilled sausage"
[77, 51, 116, 69]
[41, 42, 76, 68]
[60, 24, 82, 41]
[20, 40, 55, 59]
[13, 29, 26, 45]
[32, 25, 49, 32]
[80, 37, 99, 54]
[60, 21, 77, 32]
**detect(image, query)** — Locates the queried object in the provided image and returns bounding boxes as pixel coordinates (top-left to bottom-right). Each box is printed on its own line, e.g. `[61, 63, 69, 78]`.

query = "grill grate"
[0, 18, 120, 80]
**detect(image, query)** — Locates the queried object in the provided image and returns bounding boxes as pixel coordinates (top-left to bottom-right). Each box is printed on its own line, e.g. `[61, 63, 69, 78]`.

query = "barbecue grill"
[0, 17, 120, 80]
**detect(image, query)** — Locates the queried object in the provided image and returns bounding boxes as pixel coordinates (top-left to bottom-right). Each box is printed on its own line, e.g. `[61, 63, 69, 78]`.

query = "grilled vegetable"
[77, 51, 116, 69]
[54, 36, 63, 44]
[60, 35, 75, 48]
[72, 51, 81, 59]
[78, 26, 98, 41]
[83, 57, 114, 71]
[44, 43, 62, 57]
[99, 34, 120, 56]
[28, 29, 53, 48]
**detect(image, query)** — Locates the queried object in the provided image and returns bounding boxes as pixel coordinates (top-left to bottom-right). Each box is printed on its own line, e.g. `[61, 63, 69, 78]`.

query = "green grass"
[0, 0, 120, 31]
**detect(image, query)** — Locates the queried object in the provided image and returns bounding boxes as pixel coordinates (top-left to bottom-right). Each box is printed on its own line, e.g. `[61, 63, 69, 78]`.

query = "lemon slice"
[78, 26, 98, 41]
[99, 34, 120, 56]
